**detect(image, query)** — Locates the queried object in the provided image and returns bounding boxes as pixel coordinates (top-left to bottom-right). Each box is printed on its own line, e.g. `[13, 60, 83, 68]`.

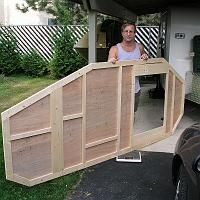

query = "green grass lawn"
[0, 75, 81, 200]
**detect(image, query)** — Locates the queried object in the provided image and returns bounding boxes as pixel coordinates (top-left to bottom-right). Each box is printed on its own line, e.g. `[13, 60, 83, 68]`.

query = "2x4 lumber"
[170, 74, 176, 133]
[12, 174, 30, 186]
[82, 74, 86, 164]
[85, 135, 118, 149]
[120, 66, 132, 150]
[130, 73, 135, 148]
[50, 88, 64, 173]
[132, 126, 166, 149]
[116, 66, 122, 153]
[133, 62, 168, 76]
[2, 118, 13, 180]
[63, 113, 83, 121]
[10, 127, 51, 141]
[163, 72, 169, 131]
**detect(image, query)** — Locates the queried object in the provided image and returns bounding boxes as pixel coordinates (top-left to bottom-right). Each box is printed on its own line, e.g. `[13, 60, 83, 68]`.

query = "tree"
[16, 0, 88, 25]
[136, 13, 160, 26]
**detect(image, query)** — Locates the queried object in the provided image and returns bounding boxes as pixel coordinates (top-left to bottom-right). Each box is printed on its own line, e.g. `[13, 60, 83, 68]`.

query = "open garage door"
[1, 58, 184, 186]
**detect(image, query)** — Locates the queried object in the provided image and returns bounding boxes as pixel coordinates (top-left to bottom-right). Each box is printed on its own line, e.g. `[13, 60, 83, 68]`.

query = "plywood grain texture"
[86, 141, 117, 162]
[63, 78, 82, 116]
[1, 58, 185, 186]
[10, 96, 50, 135]
[11, 133, 51, 179]
[63, 118, 82, 168]
[86, 68, 118, 144]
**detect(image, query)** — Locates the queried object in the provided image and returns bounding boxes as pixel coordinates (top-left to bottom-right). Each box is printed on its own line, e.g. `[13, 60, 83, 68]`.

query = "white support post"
[88, 11, 97, 63]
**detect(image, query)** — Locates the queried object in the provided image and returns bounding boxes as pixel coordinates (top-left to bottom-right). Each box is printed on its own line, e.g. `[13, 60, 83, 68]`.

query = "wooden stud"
[85, 135, 118, 149]
[63, 113, 83, 121]
[50, 88, 64, 173]
[116, 66, 122, 153]
[82, 74, 86, 164]
[10, 128, 51, 141]
[2, 118, 13, 180]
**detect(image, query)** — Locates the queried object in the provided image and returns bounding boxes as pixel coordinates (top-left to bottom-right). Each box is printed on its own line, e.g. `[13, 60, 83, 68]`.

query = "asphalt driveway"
[68, 151, 175, 200]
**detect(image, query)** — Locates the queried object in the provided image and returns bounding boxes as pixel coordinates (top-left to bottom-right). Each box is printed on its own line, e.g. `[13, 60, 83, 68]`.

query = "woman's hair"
[121, 22, 136, 33]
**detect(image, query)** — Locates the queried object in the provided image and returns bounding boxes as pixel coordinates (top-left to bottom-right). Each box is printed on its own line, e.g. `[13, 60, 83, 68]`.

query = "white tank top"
[117, 43, 141, 93]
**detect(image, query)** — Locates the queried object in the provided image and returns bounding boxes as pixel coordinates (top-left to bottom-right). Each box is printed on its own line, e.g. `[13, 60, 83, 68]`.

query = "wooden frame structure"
[1, 58, 185, 186]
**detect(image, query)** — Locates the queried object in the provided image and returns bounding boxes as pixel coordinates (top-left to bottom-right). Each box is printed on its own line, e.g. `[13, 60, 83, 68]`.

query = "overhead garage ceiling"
[71, 0, 200, 15]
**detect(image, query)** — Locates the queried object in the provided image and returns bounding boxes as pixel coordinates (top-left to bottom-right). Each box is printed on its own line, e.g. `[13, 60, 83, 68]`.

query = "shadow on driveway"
[68, 151, 175, 200]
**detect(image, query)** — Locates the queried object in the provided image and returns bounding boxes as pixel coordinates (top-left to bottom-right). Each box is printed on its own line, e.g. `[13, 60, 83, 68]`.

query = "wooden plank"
[85, 135, 118, 148]
[163, 72, 169, 132]
[63, 113, 83, 121]
[132, 126, 166, 149]
[173, 78, 184, 127]
[2, 118, 13, 180]
[116, 66, 122, 153]
[50, 88, 64, 173]
[11, 133, 51, 179]
[63, 78, 82, 116]
[120, 66, 133, 150]
[12, 174, 30, 186]
[10, 128, 51, 141]
[134, 62, 168, 76]
[82, 74, 86, 164]
[63, 118, 82, 168]
[166, 71, 175, 134]
[86, 68, 118, 144]
[10, 96, 50, 135]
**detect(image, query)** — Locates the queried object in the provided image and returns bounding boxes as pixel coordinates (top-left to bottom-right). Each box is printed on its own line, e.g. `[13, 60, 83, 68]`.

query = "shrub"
[21, 49, 48, 77]
[0, 31, 21, 75]
[49, 27, 86, 79]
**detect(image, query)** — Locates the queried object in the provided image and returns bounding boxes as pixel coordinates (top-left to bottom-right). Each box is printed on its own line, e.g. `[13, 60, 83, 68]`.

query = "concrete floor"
[137, 84, 200, 153]
[134, 84, 164, 134]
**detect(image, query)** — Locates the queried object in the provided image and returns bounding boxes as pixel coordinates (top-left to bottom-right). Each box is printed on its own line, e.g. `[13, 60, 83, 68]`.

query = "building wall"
[167, 7, 200, 80]
[0, 0, 5, 24]
[2, 0, 51, 25]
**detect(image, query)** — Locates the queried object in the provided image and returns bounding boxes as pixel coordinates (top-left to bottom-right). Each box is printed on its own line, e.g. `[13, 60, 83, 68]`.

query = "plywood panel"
[86, 141, 117, 161]
[86, 68, 118, 144]
[63, 118, 82, 168]
[120, 66, 132, 150]
[63, 78, 82, 116]
[11, 133, 51, 179]
[173, 78, 183, 126]
[10, 96, 50, 135]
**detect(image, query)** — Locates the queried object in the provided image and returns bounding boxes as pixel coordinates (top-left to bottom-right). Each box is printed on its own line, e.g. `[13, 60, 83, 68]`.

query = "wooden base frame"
[1, 58, 185, 186]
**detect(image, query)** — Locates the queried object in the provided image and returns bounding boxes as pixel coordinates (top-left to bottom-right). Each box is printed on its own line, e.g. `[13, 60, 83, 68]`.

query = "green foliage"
[49, 27, 86, 79]
[137, 13, 161, 26]
[17, 0, 87, 25]
[21, 49, 48, 77]
[0, 31, 21, 75]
